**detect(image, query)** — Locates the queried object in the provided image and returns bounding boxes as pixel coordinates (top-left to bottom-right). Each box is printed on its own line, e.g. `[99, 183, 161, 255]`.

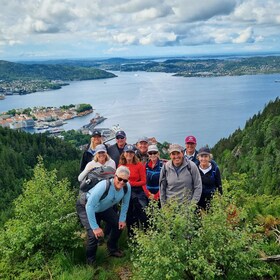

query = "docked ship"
[82, 113, 107, 131]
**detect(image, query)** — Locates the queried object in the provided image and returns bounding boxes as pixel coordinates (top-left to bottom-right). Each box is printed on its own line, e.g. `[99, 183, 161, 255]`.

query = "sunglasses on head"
[115, 175, 128, 184]
[148, 151, 158, 155]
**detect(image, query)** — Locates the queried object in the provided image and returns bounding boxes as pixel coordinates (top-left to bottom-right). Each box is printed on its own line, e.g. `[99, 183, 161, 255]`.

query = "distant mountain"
[0, 60, 116, 81]
[15, 56, 280, 77]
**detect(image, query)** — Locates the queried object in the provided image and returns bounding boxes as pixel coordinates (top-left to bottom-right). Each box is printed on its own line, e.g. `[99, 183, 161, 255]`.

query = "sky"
[0, 0, 280, 61]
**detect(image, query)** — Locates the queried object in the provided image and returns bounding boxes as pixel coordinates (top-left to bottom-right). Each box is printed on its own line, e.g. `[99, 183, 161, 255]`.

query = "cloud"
[0, 0, 280, 58]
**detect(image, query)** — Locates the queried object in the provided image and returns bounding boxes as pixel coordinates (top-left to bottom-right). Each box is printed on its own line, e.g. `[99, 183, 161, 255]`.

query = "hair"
[90, 139, 102, 149]
[116, 165, 130, 177]
[93, 152, 110, 162]
[119, 152, 139, 165]
[197, 153, 213, 160]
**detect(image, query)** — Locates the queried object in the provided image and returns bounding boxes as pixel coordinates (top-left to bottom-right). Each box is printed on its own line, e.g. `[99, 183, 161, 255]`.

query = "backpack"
[80, 165, 116, 192]
[78, 166, 128, 205]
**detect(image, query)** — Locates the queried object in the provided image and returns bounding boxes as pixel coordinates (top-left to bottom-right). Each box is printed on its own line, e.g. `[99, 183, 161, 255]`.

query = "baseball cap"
[124, 144, 135, 153]
[197, 146, 211, 156]
[168, 144, 183, 154]
[148, 144, 158, 153]
[138, 136, 149, 143]
[95, 144, 107, 153]
[185, 135, 197, 144]
[92, 130, 102, 137]
[115, 130, 126, 138]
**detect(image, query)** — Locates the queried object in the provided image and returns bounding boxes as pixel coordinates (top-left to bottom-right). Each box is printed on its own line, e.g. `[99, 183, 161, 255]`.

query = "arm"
[119, 184, 132, 223]
[215, 167, 223, 195]
[85, 181, 107, 230]
[159, 164, 167, 205]
[129, 163, 147, 187]
[190, 164, 202, 203]
[78, 161, 93, 182]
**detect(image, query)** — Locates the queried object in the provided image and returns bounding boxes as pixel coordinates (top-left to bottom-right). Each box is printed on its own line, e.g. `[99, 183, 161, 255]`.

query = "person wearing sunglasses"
[84, 165, 131, 265]
[119, 144, 148, 236]
[78, 144, 116, 182]
[108, 130, 127, 166]
[143, 144, 163, 202]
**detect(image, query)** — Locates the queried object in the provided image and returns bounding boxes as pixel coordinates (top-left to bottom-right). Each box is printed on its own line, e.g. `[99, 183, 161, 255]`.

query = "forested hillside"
[212, 97, 280, 195]
[0, 127, 80, 225]
[0, 60, 116, 81]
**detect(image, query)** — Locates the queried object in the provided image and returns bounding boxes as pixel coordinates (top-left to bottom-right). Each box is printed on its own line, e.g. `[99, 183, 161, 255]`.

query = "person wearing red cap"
[184, 135, 199, 165]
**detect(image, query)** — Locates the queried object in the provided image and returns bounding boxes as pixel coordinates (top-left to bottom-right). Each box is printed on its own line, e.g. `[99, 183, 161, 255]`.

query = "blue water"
[1, 72, 280, 148]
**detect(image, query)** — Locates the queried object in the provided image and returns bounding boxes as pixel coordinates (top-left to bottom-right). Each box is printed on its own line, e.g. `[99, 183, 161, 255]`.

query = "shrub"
[0, 158, 82, 278]
[131, 196, 274, 280]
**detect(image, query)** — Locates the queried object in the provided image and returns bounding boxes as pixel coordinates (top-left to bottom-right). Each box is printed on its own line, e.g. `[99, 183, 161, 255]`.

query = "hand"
[93, 227, 104, 239]
[119, 222, 126, 230]
[149, 193, 155, 200]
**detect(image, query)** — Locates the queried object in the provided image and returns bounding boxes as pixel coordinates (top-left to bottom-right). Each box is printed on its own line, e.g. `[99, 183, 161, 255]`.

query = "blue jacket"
[86, 179, 131, 230]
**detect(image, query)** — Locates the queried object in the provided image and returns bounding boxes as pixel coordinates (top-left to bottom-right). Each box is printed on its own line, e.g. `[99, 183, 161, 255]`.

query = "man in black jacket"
[107, 130, 127, 166]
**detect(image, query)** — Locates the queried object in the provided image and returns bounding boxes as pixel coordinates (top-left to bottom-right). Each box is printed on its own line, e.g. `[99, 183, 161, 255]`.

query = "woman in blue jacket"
[196, 147, 222, 210]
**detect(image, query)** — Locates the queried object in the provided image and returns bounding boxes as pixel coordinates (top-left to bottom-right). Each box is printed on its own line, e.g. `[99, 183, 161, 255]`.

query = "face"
[185, 142, 197, 155]
[124, 151, 135, 161]
[114, 172, 129, 190]
[91, 135, 102, 145]
[170, 151, 184, 166]
[138, 141, 149, 154]
[116, 136, 126, 148]
[198, 154, 211, 165]
[148, 151, 159, 160]
[96, 151, 106, 162]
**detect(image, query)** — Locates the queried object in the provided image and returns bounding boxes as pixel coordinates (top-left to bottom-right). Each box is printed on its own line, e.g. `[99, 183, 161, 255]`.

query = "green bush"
[0, 158, 82, 278]
[131, 196, 274, 280]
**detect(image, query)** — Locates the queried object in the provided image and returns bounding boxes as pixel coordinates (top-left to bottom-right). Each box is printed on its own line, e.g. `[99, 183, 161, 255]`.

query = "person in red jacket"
[119, 144, 148, 236]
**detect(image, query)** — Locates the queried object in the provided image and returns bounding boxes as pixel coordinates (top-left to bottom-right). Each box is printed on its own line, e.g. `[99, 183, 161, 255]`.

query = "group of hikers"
[76, 130, 223, 265]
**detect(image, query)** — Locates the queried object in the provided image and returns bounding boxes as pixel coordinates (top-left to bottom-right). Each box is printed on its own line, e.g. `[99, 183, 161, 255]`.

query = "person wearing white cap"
[78, 144, 116, 182]
[142, 144, 163, 201]
[159, 144, 202, 206]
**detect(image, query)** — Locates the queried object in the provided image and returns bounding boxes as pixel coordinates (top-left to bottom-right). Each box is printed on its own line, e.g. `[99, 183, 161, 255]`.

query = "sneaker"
[108, 250, 124, 258]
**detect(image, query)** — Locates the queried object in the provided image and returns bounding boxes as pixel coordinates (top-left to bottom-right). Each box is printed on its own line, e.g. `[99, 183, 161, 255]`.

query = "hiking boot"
[108, 250, 124, 258]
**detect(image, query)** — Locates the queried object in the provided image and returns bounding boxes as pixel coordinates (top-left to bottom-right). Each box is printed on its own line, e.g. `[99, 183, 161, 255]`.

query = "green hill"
[0, 60, 116, 81]
[0, 126, 80, 225]
[212, 97, 280, 195]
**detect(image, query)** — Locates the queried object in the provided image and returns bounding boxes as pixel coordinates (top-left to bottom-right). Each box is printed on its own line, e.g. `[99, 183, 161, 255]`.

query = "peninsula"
[0, 60, 116, 95]
[0, 103, 104, 131]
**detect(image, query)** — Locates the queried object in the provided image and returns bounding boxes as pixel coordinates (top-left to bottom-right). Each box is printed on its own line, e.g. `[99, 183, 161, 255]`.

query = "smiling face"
[148, 150, 159, 162]
[198, 154, 211, 168]
[96, 151, 106, 163]
[116, 136, 126, 148]
[185, 142, 197, 155]
[124, 151, 135, 163]
[138, 141, 149, 154]
[114, 172, 129, 190]
[91, 135, 102, 147]
[170, 151, 184, 167]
